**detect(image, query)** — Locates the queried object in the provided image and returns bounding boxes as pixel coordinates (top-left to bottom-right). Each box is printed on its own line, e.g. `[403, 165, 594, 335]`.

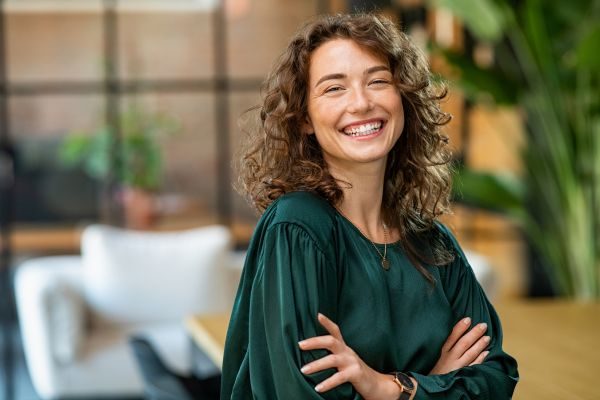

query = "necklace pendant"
[381, 258, 390, 270]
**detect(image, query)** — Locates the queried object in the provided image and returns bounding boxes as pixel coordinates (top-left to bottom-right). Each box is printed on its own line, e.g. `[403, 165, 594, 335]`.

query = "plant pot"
[119, 187, 157, 230]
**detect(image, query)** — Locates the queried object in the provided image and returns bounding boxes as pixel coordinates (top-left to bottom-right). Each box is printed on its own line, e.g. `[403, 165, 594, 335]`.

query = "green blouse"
[221, 191, 518, 399]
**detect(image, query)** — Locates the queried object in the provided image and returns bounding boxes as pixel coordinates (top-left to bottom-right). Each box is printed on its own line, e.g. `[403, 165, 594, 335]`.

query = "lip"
[339, 118, 386, 140]
[340, 118, 385, 132]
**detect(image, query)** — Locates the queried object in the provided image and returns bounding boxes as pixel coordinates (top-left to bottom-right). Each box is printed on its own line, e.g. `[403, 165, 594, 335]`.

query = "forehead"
[308, 38, 389, 81]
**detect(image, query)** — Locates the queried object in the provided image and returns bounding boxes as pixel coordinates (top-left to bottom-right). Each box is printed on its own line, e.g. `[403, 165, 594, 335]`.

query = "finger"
[317, 313, 343, 341]
[314, 371, 349, 393]
[298, 335, 339, 352]
[451, 322, 487, 356]
[442, 317, 472, 352]
[469, 350, 490, 366]
[460, 335, 491, 365]
[301, 354, 339, 375]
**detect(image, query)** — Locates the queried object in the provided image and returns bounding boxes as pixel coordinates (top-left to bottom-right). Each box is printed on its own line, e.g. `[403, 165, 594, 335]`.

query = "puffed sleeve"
[224, 222, 361, 399]
[409, 224, 519, 399]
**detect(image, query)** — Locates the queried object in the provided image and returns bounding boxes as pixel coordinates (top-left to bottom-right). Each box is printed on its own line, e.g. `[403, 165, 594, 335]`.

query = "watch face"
[396, 372, 415, 390]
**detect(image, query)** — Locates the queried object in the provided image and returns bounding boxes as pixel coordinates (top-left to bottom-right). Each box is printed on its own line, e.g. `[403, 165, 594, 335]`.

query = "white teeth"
[343, 121, 383, 136]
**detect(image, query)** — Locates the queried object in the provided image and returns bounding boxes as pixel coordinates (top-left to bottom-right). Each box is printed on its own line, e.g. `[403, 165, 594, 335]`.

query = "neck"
[328, 159, 387, 242]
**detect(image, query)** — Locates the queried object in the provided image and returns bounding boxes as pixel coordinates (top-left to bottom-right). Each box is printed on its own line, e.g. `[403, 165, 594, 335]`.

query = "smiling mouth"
[342, 120, 384, 137]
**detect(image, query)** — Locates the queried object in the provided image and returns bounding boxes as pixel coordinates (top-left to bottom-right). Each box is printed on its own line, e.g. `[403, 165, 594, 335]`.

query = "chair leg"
[129, 335, 194, 400]
[180, 374, 220, 400]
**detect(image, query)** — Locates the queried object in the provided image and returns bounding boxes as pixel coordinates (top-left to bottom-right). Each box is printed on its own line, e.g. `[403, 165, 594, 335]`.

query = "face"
[304, 38, 404, 173]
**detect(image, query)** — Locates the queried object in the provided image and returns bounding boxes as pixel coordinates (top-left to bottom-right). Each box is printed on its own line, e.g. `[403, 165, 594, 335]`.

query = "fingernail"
[315, 384, 323, 392]
[483, 336, 491, 343]
[479, 323, 488, 331]
[483, 351, 490, 358]
[463, 317, 471, 325]
[301, 366, 310, 374]
[298, 340, 306, 348]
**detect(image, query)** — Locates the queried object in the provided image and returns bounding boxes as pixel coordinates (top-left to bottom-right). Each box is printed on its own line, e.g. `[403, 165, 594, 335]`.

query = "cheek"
[398, 106, 405, 131]
[393, 97, 405, 128]
[392, 92, 404, 114]
[308, 102, 340, 132]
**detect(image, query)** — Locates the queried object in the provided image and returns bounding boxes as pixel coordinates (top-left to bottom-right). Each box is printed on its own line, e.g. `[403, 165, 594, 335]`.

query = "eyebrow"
[314, 65, 390, 87]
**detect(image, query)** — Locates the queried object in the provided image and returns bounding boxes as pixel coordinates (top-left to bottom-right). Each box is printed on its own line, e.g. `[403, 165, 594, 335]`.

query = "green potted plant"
[428, 0, 599, 299]
[59, 105, 180, 229]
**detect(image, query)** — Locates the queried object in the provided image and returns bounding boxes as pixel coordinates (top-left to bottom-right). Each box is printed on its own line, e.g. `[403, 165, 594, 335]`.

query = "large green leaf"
[452, 168, 525, 217]
[441, 49, 520, 104]
[576, 25, 600, 69]
[430, 0, 600, 299]
[429, 0, 506, 42]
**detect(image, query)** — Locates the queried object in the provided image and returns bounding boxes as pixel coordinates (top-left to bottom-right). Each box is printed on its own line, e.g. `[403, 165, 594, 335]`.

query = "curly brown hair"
[236, 13, 454, 273]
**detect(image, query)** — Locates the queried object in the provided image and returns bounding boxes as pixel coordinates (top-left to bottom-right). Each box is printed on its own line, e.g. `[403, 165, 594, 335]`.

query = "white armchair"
[15, 224, 240, 399]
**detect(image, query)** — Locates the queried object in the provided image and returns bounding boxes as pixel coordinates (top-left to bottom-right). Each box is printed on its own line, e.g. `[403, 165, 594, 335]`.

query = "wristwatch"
[390, 371, 415, 400]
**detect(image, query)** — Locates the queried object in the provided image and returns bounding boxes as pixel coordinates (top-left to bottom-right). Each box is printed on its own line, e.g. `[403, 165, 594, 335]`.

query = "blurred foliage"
[431, 0, 600, 299]
[452, 166, 525, 217]
[59, 106, 180, 191]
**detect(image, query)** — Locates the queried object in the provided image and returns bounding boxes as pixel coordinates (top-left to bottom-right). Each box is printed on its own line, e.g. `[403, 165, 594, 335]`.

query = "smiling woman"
[303, 39, 404, 170]
[222, 13, 518, 400]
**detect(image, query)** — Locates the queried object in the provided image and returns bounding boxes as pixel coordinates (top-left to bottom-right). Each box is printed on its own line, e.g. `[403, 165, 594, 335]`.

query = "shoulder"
[433, 221, 461, 253]
[272, 191, 336, 223]
[430, 221, 473, 279]
[409, 221, 461, 260]
[260, 191, 337, 252]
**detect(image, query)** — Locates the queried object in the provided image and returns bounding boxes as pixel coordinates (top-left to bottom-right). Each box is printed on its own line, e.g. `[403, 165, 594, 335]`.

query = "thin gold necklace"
[336, 208, 390, 270]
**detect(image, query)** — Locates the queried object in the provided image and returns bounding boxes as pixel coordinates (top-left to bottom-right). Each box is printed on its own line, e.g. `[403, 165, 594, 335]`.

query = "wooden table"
[495, 300, 600, 400]
[186, 301, 600, 399]
[185, 314, 230, 369]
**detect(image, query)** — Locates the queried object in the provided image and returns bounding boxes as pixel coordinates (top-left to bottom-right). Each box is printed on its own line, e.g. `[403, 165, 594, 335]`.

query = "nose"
[347, 87, 373, 114]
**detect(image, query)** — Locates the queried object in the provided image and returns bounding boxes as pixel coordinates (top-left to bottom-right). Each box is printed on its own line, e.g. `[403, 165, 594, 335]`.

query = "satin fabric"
[221, 191, 518, 399]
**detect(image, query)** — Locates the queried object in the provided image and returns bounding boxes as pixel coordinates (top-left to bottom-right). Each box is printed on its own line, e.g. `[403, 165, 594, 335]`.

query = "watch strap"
[390, 372, 414, 400]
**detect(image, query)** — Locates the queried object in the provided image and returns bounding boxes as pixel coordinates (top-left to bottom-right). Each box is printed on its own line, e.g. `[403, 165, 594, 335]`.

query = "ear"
[301, 115, 314, 135]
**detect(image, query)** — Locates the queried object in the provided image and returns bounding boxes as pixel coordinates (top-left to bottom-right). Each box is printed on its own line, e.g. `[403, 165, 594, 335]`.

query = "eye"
[324, 85, 344, 94]
[369, 79, 391, 86]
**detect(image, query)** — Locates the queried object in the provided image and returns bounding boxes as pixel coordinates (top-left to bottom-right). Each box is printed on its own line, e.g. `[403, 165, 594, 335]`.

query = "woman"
[221, 13, 518, 399]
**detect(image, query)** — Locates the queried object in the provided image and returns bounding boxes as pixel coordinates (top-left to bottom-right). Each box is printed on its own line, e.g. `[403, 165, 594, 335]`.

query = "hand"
[429, 317, 490, 375]
[299, 313, 408, 399]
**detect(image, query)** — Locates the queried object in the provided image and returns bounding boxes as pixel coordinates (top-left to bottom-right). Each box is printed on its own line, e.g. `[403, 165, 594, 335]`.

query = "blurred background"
[0, 0, 598, 399]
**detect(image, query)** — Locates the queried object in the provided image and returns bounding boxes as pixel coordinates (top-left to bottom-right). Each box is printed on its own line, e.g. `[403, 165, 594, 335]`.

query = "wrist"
[361, 370, 418, 400]
[389, 372, 417, 400]
[408, 377, 418, 400]
[368, 371, 403, 400]
[361, 371, 401, 400]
